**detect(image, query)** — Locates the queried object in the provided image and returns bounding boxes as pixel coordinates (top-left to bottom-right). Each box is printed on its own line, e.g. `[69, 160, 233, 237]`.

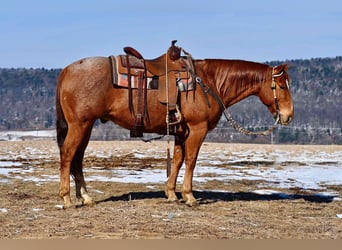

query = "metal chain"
[222, 108, 276, 136]
[196, 76, 278, 136]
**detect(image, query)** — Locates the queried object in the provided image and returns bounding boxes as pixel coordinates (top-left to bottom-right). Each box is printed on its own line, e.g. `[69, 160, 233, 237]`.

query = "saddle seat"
[117, 54, 191, 83]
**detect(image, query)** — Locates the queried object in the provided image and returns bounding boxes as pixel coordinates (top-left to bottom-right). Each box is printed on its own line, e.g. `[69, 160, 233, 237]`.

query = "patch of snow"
[0, 130, 56, 141]
[32, 208, 44, 212]
[0, 161, 23, 167]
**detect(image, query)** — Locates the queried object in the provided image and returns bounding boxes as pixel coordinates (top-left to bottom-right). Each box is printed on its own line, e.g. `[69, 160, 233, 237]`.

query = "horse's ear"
[274, 64, 289, 74]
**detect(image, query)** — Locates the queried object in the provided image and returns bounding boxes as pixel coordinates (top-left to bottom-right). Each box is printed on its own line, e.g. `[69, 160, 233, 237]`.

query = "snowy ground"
[0, 129, 56, 141]
[1, 139, 341, 197]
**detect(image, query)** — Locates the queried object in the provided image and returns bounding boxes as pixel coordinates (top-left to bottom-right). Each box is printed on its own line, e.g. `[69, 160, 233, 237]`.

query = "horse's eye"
[279, 79, 290, 90]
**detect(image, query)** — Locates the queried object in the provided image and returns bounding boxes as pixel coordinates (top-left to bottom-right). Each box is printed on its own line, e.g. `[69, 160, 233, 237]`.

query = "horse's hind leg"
[59, 122, 93, 208]
[71, 125, 94, 206]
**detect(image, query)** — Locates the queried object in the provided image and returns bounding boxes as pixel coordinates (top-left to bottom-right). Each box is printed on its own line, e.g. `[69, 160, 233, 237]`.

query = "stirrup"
[168, 105, 182, 126]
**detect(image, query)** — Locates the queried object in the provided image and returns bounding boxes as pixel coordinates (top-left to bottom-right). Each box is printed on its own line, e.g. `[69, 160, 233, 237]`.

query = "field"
[1, 140, 342, 239]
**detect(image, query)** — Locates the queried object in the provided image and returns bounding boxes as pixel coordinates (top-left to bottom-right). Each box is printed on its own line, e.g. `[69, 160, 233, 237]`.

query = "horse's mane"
[200, 59, 270, 97]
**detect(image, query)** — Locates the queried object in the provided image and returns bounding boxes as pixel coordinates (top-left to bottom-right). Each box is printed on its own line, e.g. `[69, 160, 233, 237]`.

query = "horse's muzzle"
[280, 114, 293, 126]
[274, 112, 293, 126]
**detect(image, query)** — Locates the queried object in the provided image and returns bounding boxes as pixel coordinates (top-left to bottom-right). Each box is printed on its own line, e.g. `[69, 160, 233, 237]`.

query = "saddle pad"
[118, 74, 156, 89]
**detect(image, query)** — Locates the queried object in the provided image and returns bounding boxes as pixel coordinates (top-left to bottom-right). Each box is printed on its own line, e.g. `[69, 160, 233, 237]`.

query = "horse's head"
[259, 64, 294, 125]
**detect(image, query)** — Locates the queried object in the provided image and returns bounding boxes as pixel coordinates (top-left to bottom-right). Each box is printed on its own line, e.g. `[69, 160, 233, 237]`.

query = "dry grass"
[0, 140, 342, 239]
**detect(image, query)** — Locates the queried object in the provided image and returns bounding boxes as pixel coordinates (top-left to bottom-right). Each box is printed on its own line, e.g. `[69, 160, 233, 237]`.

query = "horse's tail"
[56, 68, 68, 151]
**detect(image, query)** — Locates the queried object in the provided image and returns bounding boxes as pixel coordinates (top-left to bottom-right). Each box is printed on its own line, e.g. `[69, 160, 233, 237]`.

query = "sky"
[0, 0, 341, 68]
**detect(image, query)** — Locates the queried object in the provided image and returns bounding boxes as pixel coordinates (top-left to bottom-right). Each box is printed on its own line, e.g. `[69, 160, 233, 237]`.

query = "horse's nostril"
[282, 116, 292, 125]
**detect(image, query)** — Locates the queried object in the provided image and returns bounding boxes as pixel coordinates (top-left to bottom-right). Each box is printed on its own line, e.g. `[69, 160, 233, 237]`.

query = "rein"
[196, 67, 283, 136]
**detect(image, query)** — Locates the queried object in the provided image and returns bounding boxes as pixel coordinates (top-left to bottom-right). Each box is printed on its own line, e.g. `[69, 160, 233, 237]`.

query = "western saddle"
[109, 40, 194, 137]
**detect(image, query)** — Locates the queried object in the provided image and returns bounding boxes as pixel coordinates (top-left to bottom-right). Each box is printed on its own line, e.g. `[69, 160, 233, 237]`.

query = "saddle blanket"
[117, 74, 157, 89]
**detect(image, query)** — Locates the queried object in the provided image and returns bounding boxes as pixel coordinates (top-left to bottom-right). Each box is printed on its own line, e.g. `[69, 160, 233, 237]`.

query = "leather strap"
[126, 54, 134, 115]
[143, 63, 150, 127]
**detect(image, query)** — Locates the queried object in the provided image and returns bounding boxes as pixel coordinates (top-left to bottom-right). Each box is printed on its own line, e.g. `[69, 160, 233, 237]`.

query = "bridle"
[271, 67, 284, 126]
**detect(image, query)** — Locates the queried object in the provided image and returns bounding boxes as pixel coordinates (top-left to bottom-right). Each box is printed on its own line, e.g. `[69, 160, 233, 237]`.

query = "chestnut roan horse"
[56, 43, 293, 208]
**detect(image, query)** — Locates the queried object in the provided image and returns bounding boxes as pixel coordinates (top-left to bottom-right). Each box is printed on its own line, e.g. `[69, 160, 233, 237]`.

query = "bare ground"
[0, 140, 342, 239]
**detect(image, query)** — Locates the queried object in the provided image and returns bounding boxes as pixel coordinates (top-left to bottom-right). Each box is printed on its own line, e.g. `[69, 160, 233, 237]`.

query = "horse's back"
[58, 56, 112, 92]
[59, 56, 109, 81]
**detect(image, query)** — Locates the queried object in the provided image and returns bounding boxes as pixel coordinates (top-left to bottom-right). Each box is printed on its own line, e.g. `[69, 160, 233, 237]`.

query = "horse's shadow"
[97, 190, 337, 205]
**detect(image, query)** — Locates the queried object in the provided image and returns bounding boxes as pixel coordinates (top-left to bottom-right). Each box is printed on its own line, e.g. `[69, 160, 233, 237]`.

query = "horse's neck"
[223, 81, 259, 107]
[200, 59, 265, 107]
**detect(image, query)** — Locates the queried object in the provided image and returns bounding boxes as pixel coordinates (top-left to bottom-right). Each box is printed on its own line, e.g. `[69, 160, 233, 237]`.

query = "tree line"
[0, 56, 341, 144]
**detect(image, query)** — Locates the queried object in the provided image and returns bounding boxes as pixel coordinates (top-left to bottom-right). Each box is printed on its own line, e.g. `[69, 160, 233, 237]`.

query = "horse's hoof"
[61, 196, 75, 209]
[182, 192, 199, 207]
[166, 197, 180, 204]
[185, 200, 199, 207]
[166, 193, 179, 202]
[82, 199, 95, 207]
[165, 189, 178, 201]
[62, 203, 76, 210]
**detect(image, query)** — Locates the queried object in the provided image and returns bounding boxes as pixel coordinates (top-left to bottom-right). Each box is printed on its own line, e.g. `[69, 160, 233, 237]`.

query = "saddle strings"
[165, 49, 171, 178]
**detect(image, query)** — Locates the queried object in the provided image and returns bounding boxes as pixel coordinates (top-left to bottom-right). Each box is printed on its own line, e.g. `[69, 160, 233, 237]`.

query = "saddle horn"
[168, 40, 181, 60]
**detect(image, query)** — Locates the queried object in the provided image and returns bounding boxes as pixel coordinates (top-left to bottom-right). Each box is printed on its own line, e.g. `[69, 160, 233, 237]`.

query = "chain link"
[222, 109, 276, 136]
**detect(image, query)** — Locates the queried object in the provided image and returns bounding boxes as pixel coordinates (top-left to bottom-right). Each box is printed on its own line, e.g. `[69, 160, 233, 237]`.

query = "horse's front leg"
[165, 136, 185, 202]
[182, 124, 207, 206]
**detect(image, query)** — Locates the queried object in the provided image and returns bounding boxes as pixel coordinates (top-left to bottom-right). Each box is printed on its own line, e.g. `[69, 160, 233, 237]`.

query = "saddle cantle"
[124, 47, 144, 60]
[109, 40, 195, 137]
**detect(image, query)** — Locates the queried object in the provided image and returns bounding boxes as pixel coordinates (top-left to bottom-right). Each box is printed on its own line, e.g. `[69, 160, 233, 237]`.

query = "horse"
[56, 49, 293, 208]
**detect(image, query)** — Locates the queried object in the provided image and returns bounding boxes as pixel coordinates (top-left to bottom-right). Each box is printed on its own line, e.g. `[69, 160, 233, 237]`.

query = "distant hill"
[0, 56, 341, 144]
